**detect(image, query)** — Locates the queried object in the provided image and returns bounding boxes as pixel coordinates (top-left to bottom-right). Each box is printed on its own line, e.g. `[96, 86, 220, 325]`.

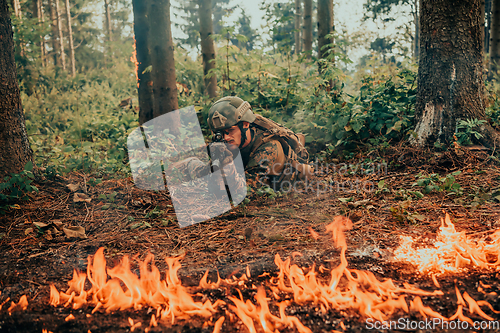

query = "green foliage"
[174, 0, 235, 48]
[0, 162, 38, 212]
[363, 0, 412, 21]
[454, 119, 486, 146]
[23, 60, 138, 176]
[145, 206, 165, 219]
[412, 171, 462, 194]
[98, 191, 118, 203]
[390, 200, 426, 225]
[260, 1, 296, 52]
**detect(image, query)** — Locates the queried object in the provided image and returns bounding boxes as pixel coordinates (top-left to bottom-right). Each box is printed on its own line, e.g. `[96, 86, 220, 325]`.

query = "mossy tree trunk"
[0, 0, 33, 179]
[303, 0, 312, 58]
[414, 0, 500, 148]
[198, 0, 217, 98]
[148, 0, 180, 134]
[294, 0, 301, 55]
[490, 0, 500, 77]
[132, 0, 154, 125]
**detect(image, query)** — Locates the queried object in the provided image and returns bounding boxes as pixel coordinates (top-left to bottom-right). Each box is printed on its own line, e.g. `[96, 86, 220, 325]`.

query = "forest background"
[3, 0, 427, 180]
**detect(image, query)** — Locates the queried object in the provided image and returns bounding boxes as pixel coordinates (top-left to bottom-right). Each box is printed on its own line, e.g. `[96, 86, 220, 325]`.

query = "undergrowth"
[21, 44, 419, 177]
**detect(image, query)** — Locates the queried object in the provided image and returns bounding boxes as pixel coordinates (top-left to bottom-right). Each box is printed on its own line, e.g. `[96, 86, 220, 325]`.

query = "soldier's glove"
[208, 142, 234, 169]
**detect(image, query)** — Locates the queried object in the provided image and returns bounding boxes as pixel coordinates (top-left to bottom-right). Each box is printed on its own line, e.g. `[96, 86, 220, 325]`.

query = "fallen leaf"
[67, 184, 80, 192]
[351, 199, 371, 207]
[24, 228, 33, 235]
[63, 226, 87, 239]
[33, 222, 49, 228]
[52, 221, 63, 228]
[73, 193, 91, 203]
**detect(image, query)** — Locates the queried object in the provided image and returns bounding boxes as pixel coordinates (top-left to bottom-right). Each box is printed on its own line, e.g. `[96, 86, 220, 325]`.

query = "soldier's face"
[222, 126, 242, 147]
[222, 122, 250, 148]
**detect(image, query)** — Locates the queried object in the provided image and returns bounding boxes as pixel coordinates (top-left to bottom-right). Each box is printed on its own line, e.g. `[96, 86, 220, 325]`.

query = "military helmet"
[207, 96, 256, 131]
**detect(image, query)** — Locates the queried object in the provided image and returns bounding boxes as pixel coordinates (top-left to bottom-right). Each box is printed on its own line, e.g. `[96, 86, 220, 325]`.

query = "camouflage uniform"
[167, 96, 309, 194]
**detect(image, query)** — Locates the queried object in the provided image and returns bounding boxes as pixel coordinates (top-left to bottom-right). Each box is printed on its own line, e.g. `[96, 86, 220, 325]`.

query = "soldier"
[170, 96, 312, 194]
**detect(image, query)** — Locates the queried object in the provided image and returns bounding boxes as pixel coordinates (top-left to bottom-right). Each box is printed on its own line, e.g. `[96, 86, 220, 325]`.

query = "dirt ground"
[2, 147, 500, 332]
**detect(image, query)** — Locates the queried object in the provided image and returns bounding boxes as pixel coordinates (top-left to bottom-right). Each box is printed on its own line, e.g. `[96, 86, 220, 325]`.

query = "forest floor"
[1, 146, 500, 332]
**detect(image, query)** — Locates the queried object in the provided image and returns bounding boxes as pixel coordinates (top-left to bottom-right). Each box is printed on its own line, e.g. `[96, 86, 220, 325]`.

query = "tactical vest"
[249, 115, 312, 181]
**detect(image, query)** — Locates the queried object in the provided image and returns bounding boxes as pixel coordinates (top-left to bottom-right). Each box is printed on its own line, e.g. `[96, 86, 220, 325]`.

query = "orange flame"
[49, 247, 223, 324]
[7, 295, 28, 314]
[394, 213, 500, 273]
[131, 38, 139, 88]
[46, 215, 499, 331]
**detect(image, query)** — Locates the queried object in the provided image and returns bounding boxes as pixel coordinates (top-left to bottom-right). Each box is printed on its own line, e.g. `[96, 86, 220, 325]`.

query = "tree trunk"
[148, 0, 180, 134]
[36, 0, 46, 67]
[414, 0, 500, 148]
[303, 0, 312, 58]
[490, 0, 500, 77]
[486, 0, 492, 54]
[413, 0, 419, 61]
[48, 0, 60, 66]
[104, 0, 112, 42]
[294, 0, 301, 55]
[481, 0, 486, 52]
[198, 0, 217, 98]
[12, 0, 20, 18]
[0, 0, 33, 178]
[317, 0, 334, 61]
[55, 0, 66, 70]
[64, 0, 75, 76]
[132, 0, 154, 125]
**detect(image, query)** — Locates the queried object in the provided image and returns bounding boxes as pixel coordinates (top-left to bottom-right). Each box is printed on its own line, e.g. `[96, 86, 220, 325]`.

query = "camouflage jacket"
[168, 124, 307, 195]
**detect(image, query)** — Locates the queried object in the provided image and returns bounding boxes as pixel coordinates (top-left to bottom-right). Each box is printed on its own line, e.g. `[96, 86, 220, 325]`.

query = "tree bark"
[64, 0, 75, 76]
[0, 0, 33, 178]
[12, 0, 20, 18]
[414, 0, 500, 148]
[317, 0, 334, 61]
[36, 0, 46, 67]
[148, 0, 180, 134]
[413, 0, 419, 61]
[486, 0, 492, 54]
[132, 0, 154, 125]
[303, 0, 312, 58]
[104, 0, 112, 42]
[198, 0, 217, 98]
[55, 0, 66, 70]
[490, 0, 500, 77]
[294, 0, 301, 55]
[48, 0, 60, 66]
[481, 0, 486, 52]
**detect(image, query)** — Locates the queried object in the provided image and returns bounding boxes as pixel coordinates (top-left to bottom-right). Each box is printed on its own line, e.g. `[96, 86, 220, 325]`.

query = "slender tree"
[303, 0, 312, 58]
[149, 0, 180, 133]
[414, 0, 500, 148]
[104, 0, 112, 42]
[486, 0, 492, 54]
[317, 0, 334, 61]
[412, 0, 419, 60]
[55, 0, 66, 70]
[34, 0, 46, 67]
[490, 0, 500, 77]
[48, 0, 60, 66]
[0, 0, 33, 178]
[11, 0, 20, 18]
[198, 0, 217, 98]
[64, 0, 75, 76]
[132, 0, 154, 124]
[294, 0, 301, 54]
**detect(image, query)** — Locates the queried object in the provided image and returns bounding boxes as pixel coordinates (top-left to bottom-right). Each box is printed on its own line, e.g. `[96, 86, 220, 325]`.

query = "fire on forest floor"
[9, 215, 499, 333]
[2, 152, 500, 332]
